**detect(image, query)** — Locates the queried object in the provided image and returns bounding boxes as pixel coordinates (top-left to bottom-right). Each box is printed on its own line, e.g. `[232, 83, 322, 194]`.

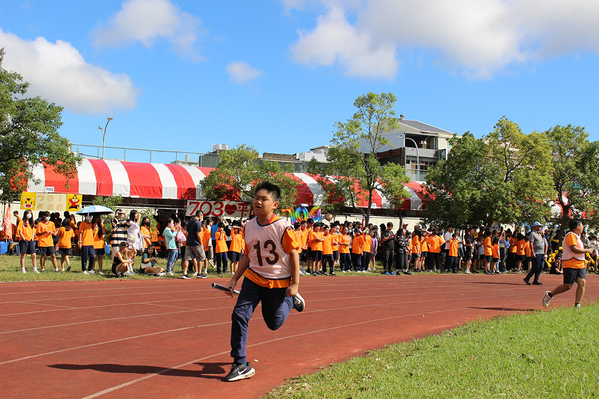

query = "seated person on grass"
[140, 245, 166, 276]
[112, 242, 135, 277]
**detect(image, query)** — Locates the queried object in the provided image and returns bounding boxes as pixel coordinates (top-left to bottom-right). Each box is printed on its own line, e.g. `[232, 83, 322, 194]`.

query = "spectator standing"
[56, 219, 75, 272]
[381, 223, 395, 275]
[18, 210, 38, 273]
[524, 222, 548, 285]
[162, 218, 177, 276]
[181, 211, 205, 279]
[36, 211, 58, 272]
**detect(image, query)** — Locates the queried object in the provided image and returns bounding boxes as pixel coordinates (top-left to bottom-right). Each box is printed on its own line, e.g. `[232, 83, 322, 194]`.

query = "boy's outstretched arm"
[286, 248, 300, 297]
[226, 255, 250, 295]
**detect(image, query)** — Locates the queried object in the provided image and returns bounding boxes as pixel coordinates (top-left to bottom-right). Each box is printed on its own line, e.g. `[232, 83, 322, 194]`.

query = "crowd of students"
[7, 208, 598, 279]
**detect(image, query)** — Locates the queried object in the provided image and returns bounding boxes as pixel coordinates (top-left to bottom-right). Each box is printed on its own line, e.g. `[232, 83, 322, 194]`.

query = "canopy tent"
[26, 160, 427, 211]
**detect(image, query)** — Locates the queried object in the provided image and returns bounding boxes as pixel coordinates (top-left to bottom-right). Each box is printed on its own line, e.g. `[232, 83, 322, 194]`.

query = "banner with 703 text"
[186, 200, 254, 218]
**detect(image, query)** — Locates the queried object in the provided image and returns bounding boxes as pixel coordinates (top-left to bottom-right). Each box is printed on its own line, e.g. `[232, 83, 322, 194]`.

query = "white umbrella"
[75, 205, 115, 216]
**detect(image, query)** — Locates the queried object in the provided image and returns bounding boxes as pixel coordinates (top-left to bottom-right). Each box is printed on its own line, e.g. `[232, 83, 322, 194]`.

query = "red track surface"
[1, 273, 597, 399]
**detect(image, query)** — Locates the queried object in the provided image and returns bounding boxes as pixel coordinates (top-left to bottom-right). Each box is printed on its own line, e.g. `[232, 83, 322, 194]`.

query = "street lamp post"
[398, 133, 420, 181]
[98, 117, 113, 160]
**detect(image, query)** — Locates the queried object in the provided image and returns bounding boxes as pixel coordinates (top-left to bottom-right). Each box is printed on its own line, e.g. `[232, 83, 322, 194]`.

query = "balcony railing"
[405, 147, 438, 159]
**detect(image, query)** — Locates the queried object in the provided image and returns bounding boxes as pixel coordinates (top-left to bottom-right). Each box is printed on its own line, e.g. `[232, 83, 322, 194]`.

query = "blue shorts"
[311, 250, 322, 261]
[38, 246, 56, 256]
[19, 240, 36, 255]
[59, 248, 72, 255]
[228, 251, 241, 262]
[563, 268, 586, 285]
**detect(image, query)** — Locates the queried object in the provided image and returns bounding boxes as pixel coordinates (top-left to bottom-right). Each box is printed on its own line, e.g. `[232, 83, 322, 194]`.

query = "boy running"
[224, 181, 305, 382]
[543, 219, 593, 308]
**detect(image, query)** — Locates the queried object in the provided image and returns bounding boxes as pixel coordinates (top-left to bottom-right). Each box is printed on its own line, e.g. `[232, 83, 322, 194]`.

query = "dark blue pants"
[351, 253, 362, 271]
[215, 252, 228, 273]
[362, 251, 370, 271]
[446, 256, 457, 272]
[323, 254, 334, 273]
[230, 278, 293, 365]
[340, 253, 351, 271]
[81, 245, 95, 271]
[395, 251, 408, 272]
[525, 254, 544, 283]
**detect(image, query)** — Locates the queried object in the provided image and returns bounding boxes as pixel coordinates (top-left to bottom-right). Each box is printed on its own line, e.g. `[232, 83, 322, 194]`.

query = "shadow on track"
[48, 362, 229, 380]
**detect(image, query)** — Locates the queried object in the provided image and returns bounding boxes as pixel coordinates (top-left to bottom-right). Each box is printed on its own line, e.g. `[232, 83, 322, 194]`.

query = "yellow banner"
[66, 194, 83, 211]
[36, 194, 67, 212]
[20, 192, 37, 210]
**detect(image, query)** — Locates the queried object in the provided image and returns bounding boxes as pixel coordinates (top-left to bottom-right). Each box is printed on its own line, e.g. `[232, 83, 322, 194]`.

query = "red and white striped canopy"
[27, 160, 426, 211]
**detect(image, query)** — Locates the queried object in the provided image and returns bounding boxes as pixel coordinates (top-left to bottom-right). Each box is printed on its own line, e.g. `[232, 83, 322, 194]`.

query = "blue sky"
[1, 0, 598, 164]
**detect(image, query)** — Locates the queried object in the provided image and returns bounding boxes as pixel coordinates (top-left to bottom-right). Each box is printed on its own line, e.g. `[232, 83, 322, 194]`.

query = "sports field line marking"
[0, 290, 528, 364]
[79, 306, 471, 399]
[0, 305, 232, 335]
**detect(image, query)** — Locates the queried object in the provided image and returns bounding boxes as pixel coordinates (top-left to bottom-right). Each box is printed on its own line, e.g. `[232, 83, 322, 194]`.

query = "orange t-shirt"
[17, 220, 34, 241]
[509, 237, 518, 253]
[363, 234, 372, 253]
[230, 230, 244, 253]
[492, 243, 499, 259]
[331, 233, 339, 252]
[36, 221, 56, 247]
[201, 227, 211, 250]
[93, 228, 105, 250]
[524, 242, 532, 257]
[299, 229, 309, 251]
[449, 238, 459, 257]
[310, 231, 324, 251]
[215, 230, 228, 253]
[484, 237, 493, 256]
[420, 236, 428, 252]
[562, 232, 586, 269]
[57, 227, 75, 249]
[323, 234, 333, 255]
[516, 239, 526, 256]
[351, 235, 364, 255]
[411, 236, 421, 254]
[79, 221, 96, 247]
[141, 226, 151, 249]
[338, 234, 350, 254]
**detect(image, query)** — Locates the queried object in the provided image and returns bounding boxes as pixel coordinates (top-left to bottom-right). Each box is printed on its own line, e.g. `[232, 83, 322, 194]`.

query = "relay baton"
[211, 282, 240, 295]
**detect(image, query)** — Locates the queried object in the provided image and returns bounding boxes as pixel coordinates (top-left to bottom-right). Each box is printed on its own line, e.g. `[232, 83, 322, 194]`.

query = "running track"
[1, 274, 597, 399]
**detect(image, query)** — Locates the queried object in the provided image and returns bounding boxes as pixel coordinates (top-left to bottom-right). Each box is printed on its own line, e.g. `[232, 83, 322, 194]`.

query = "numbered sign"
[186, 200, 254, 218]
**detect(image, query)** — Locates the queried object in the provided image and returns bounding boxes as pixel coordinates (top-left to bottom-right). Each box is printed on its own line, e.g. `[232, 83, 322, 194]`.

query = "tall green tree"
[0, 48, 80, 202]
[200, 144, 298, 211]
[424, 118, 554, 229]
[546, 125, 599, 236]
[309, 92, 409, 225]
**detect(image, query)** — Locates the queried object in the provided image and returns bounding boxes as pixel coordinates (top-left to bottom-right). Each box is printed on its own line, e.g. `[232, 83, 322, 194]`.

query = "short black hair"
[569, 218, 582, 231]
[254, 180, 280, 201]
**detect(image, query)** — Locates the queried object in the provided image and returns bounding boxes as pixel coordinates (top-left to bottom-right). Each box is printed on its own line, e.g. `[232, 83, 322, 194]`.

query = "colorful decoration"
[281, 206, 323, 224]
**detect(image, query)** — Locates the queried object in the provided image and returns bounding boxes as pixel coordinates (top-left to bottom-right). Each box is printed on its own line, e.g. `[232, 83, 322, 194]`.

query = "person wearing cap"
[524, 221, 548, 285]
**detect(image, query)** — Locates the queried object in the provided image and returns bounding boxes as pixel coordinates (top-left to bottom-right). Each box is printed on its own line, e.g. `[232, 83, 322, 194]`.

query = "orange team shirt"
[363, 234, 372, 253]
[141, 226, 151, 249]
[79, 221, 96, 247]
[562, 233, 586, 269]
[93, 228, 105, 250]
[215, 230, 228, 253]
[17, 221, 34, 241]
[293, 230, 303, 253]
[36, 221, 56, 247]
[420, 236, 428, 252]
[299, 229, 309, 251]
[151, 227, 159, 242]
[338, 234, 350, 254]
[331, 233, 339, 252]
[510, 237, 518, 253]
[428, 236, 444, 253]
[524, 242, 532, 257]
[351, 235, 364, 255]
[322, 234, 333, 255]
[411, 236, 421, 254]
[484, 237, 493, 256]
[57, 227, 75, 249]
[310, 231, 324, 251]
[516, 239, 526, 256]
[492, 243, 499, 259]
[201, 227, 211, 250]
[449, 238, 459, 257]
[230, 230, 245, 253]
[306, 228, 313, 249]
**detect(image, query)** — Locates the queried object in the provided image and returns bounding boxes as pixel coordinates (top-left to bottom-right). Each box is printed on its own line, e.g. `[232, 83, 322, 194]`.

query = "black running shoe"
[403, 271, 412, 275]
[293, 293, 306, 312]
[224, 362, 255, 382]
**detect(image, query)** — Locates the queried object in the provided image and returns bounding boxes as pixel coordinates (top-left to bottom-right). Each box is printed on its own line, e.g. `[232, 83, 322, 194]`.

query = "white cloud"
[93, 0, 203, 61]
[226, 62, 264, 83]
[291, 5, 398, 79]
[286, 0, 599, 79]
[1, 29, 139, 114]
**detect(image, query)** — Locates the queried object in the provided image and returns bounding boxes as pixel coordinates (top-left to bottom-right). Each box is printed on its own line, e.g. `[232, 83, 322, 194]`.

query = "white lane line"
[79, 305, 473, 399]
[0, 305, 232, 335]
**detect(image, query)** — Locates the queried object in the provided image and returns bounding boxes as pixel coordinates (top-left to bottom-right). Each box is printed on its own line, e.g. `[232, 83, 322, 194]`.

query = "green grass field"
[266, 304, 599, 399]
[0, 253, 387, 282]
